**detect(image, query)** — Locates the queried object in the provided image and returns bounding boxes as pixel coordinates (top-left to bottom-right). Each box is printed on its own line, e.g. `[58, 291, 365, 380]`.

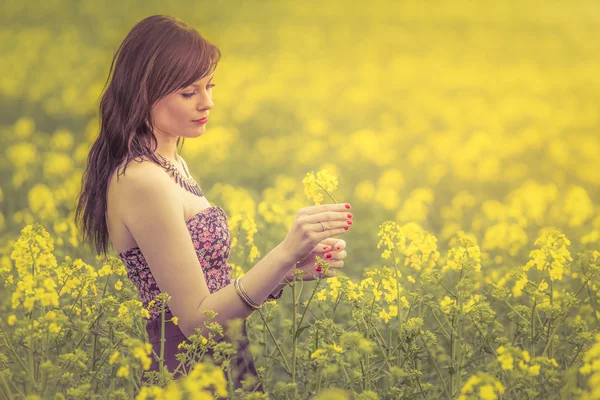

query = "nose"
[197, 93, 214, 111]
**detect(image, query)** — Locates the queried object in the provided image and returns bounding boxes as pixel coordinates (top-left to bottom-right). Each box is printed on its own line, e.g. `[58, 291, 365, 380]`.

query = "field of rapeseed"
[0, 0, 599, 399]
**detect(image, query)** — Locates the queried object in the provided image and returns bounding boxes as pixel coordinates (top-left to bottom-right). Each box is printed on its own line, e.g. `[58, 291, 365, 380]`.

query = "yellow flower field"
[0, 0, 598, 399]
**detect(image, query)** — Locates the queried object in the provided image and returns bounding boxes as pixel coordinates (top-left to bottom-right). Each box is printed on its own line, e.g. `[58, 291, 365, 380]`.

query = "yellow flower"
[6, 142, 38, 168]
[524, 229, 572, 281]
[133, 344, 153, 370]
[109, 351, 120, 365]
[495, 380, 505, 395]
[172, 316, 179, 326]
[580, 363, 593, 375]
[302, 169, 339, 205]
[537, 279, 548, 292]
[497, 352, 513, 370]
[162, 383, 183, 399]
[529, 364, 540, 376]
[461, 375, 481, 394]
[7, 315, 17, 326]
[512, 273, 528, 297]
[440, 296, 455, 314]
[316, 289, 328, 302]
[479, 384, 497, 400]
[116, 365, 129, 377]
[118, 304, 128, 318]
[114, 280, 123, 291]
[407, 275, 415, 283]
[443, 236, 481, 273]
[379, 310, 391, 323]
[311, 349, 325, 359]
[463, 294, 481, 313]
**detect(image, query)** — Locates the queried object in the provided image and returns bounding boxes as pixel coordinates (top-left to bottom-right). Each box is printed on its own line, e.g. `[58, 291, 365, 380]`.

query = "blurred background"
[0, 0, 599, 397]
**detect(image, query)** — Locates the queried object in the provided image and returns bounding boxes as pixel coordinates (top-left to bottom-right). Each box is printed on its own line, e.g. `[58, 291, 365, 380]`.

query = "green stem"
[428, 307, 451, 340]
[291, 270, 298, 395]
[548, 279, 554, 359]
[433, 274, 457, 298]
[364, 280, 382, 391]
[314, 183, 337, 204]
[159, 304, 166, 386]
[469, 319, 520, 399]
[0, 372, 14, 399]
[27, 242, 38, 395]
[419, 331, 452, 400]
[0, 322, 30, 381]
[315, 370, 323, 394]
[256, 308, 291, 373]
[531, 299, 536, 359]
[503, 299, 530, 325]
[296, 272, 326, 334]
[585, 281, 600, 328]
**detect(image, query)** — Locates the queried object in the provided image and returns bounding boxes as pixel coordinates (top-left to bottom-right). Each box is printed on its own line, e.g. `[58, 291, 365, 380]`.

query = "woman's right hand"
[280, 203, 353, 265]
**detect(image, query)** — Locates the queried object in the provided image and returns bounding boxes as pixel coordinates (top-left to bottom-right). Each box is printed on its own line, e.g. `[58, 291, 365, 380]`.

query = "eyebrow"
[189, 75, 214, 88]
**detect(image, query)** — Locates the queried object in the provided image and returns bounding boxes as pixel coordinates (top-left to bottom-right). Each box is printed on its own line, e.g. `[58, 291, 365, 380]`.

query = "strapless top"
[118, 206, 232, 321]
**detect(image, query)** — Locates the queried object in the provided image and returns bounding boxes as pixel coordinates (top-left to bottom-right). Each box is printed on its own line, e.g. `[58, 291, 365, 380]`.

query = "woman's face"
[150, 73, 215, 139]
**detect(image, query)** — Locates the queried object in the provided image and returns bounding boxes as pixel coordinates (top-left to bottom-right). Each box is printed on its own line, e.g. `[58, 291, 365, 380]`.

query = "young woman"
[75, 14, 352, 392]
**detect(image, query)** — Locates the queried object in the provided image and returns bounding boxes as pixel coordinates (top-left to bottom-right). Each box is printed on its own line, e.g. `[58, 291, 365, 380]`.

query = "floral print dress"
[118, 206, 263, 391]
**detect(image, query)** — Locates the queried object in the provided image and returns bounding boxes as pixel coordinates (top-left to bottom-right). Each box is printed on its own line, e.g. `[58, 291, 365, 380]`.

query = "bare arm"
[120, 163, 295, 340]
[192, 243, 294, 338]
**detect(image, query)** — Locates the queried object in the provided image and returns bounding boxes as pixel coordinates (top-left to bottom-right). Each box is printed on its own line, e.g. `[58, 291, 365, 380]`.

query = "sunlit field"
[1, 0, 599, 399]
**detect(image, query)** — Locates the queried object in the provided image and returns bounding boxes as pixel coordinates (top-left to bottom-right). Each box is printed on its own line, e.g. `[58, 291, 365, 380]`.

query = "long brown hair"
[75, 15, 221, 257]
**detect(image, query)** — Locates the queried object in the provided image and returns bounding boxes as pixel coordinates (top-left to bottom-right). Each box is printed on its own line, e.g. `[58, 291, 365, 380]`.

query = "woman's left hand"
[282, 238, 347, 283]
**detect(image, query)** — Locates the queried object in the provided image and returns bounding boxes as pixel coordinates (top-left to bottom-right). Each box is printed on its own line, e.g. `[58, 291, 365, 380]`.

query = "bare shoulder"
[110, 157, 169, 192]
[109, 156, 176, 222]
[112, 155, 159, 180]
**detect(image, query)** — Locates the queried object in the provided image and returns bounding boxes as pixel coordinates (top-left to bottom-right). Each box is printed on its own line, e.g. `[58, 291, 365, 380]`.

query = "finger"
[320, 251, 347, 262]
[304, 205, 353, 234]
[333, 239, 346, 251]
[304, 203, 351, 216]
[316, 238, 339, 252]
[320, 238, 340, 248]
[311, 221, 352, 240]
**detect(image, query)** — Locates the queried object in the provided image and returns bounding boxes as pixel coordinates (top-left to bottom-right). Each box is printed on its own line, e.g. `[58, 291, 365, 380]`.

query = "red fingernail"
[326, 253, 332, 258]
[347, 221, 352, 225]
[316, 267, 322, 272]
[323, 246, 329, 250]
[336, 246, 340, 250]
[347, 214, 352, 219]
[345, 204, 351, 209]
[344, 227, 349, 230]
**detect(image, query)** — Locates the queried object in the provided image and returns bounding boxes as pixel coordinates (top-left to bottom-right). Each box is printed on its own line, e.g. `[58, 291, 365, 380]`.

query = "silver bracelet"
[234, 277, 261, 310]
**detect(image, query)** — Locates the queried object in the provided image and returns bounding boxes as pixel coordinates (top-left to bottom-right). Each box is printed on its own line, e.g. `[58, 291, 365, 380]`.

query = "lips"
[192, 117, 208, 122]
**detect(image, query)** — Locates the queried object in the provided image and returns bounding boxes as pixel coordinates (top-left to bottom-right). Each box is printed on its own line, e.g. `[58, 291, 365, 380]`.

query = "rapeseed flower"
[524, 229, 572, 281]
[302, 169, 338, 205]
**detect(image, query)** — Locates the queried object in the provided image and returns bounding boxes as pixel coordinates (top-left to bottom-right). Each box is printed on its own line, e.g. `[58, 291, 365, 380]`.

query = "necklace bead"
[155, 151, 204, 198]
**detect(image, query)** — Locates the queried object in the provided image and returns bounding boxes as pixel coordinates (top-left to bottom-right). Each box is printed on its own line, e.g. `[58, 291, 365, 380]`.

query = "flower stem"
[256, 308, 291, 373]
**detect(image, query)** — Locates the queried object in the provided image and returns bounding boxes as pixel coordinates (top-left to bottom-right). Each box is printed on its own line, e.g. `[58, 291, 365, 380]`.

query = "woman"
[75, 15, 352, 392]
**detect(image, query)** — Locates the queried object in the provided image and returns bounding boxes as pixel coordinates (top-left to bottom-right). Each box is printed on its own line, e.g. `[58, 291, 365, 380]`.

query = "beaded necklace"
[155, 151, 204, 198]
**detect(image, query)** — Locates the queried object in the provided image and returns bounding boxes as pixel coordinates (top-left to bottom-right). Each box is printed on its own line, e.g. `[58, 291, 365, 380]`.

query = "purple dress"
[118, 206, 264, 392]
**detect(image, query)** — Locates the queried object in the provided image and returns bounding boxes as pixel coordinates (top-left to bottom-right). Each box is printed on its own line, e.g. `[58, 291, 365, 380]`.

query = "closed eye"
[182, 84, 216, 98]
